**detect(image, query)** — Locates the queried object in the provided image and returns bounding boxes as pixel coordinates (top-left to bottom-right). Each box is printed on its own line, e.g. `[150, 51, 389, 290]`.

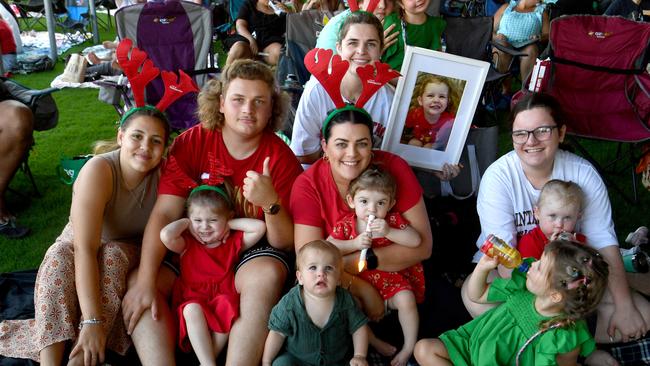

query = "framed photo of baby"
[381, 46, 489, 171]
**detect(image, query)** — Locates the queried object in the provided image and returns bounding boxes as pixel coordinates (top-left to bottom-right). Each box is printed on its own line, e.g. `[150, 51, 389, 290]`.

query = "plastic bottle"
[480, 234, 522, 269]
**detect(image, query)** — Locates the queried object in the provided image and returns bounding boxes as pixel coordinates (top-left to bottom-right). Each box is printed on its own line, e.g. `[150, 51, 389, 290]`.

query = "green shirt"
[268, 284, 368, 366]
[381, 14, 446, 71]
[439, 260, 596, 365]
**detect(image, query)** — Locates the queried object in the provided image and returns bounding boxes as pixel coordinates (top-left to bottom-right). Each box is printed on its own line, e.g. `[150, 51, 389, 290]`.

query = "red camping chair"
[529, 15, 650, 203]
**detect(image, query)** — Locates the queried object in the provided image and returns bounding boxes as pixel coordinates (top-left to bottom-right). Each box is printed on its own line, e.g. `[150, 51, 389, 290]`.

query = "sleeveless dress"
[497, 0, 545, 48]
[0, 149, 159, 361]
[173, 230, 243, 352]
[439, 260, 596, 365]
[331, 212, 426, 303]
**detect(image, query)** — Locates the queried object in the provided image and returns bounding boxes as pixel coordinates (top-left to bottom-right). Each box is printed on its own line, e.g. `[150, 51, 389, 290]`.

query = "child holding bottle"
[518, 179, 587, 260]
[262, 240, 370, 366]
[404, 74, 460, 150]
[328, 167, 424, 366]
[414, 239, 609, 365]
[160, 163, 266, 366]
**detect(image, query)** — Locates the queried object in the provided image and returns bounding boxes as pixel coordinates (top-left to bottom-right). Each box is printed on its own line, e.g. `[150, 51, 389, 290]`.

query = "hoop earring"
[323, 154, 329, 161]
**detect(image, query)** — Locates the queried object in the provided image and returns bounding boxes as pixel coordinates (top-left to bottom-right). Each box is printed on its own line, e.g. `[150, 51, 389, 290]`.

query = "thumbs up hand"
[242, 156, 279, 208]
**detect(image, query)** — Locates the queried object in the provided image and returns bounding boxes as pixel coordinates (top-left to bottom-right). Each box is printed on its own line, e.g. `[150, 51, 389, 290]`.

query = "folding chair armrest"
[490, 41, 528, 57]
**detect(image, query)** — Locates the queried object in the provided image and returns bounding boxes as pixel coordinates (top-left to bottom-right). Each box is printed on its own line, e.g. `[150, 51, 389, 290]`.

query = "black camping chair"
[11, 0, 67, 30]
[1, 77, 59, 197]
[444, 16, 526, 123]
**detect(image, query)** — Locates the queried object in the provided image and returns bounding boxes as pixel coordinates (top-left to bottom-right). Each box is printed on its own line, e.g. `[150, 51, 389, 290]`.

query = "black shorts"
[223, 33, 285, 52]
[235, 238, 292, 273]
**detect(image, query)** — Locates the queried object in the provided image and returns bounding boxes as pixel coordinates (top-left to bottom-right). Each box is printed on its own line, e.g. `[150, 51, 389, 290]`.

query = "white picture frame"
[381, 46, 489, 171]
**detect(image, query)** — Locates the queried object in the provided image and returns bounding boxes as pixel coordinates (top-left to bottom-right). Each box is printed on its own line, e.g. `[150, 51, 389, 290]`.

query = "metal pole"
[88, 0, 99, 44]
[43, 0, 58, 63]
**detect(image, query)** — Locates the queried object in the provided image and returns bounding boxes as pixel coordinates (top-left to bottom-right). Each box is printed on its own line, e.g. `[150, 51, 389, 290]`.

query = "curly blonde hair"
[197, 59, 288, 131]
[409, 73, 464, 116]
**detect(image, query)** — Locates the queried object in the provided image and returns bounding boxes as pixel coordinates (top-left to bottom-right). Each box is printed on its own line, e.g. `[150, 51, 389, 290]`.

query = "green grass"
[1, 15, 649, 272]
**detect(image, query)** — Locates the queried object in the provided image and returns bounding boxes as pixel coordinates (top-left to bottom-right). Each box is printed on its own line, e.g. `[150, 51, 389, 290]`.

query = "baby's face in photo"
[297, 248, 341, 298]
[418, 82, 449, 120]
[535, 199, 580, 239]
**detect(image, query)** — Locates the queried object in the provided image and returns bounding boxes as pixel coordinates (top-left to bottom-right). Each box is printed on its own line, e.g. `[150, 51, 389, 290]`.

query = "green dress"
[439, 263, 596, 365]
[381, 14, 446, 71]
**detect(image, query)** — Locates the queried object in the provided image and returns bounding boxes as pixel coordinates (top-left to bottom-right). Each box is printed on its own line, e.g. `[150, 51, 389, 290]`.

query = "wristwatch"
[262, 200, 281, 215]
[366, 248, 378, 270]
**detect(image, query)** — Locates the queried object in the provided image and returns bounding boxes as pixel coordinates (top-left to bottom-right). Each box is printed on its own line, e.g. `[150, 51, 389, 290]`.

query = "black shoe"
[0, 218, 30, 239]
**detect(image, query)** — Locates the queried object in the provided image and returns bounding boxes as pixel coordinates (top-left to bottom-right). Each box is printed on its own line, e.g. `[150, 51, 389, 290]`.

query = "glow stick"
[358, 214, 375, 272]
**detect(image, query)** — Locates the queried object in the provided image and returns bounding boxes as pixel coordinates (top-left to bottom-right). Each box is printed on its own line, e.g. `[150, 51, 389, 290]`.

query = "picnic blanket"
[13, 31, 88, 74]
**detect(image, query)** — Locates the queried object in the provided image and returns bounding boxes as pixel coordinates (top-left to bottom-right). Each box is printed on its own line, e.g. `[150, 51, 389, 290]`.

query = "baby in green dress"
[414, 239, 609, 366]
[262, 240, 370, 366]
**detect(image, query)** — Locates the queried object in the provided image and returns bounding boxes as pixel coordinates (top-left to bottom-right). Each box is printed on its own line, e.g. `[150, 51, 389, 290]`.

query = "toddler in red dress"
[161, 183, 265, 365]
[329, 167, 424, 366]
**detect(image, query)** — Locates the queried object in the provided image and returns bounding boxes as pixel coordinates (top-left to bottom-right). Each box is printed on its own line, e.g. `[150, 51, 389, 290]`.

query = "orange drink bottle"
[480, 234, 523, 269]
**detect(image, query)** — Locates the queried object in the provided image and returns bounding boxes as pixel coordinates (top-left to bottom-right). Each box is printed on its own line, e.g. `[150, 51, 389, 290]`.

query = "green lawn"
[1, 15, 648, 272]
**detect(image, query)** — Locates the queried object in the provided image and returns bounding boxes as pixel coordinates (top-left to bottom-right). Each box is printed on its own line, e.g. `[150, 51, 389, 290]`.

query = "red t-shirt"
[159, 125, 303, 219]
[290, 150, 423, 236]
[405, 108, 454, 144]
[0, 19, 16, 54]
[518, 226, 587, 260]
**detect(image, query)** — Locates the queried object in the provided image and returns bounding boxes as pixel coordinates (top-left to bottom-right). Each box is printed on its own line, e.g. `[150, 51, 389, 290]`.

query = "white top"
[290, 76, 395, 157]
[473, 149, 617, 262]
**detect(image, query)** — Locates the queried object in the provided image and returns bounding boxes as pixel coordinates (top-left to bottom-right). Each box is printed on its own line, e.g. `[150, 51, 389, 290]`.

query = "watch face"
[267, 203, 281, 215]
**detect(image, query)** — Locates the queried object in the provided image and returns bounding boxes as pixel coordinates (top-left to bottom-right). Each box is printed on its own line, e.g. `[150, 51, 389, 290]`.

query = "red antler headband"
[304, 48, 400, 135]
[164, 153, 234, 202]
[116, 38, 199, 125]
[347, 0, 380, 14]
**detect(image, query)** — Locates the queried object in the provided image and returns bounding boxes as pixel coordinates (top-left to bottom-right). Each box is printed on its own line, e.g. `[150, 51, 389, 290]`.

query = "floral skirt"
[0, 223, 140, 361]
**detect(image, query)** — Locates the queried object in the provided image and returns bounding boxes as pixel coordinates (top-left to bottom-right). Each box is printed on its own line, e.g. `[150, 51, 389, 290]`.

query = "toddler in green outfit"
[263, 240, 370, 366]
[414, 239, 609, 365]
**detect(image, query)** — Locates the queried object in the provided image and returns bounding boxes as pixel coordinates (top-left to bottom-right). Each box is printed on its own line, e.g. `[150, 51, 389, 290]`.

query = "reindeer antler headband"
[304, 48, 399, 136]
[347, 0, 380, 14]
[116, 38, 199, 126]
[165, 153, 234, 203]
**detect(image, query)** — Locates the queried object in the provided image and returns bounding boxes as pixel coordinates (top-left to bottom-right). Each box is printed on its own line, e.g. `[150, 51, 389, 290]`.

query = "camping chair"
[531, 15, 650, 203]
[444, 16, 526, 123]
[11, 0, 67, 30]
[213, 0, 245, 40]
[1, 77, 59, 197]
[107, 0, 217, 130]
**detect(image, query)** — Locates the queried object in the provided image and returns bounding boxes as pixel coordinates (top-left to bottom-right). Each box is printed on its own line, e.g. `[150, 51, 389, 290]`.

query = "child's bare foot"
[87, 52, 102, 65]
[369, 337, 396, 357]
[103, 40, 118, 49]
[585, 350, 620, 366]
[390, 349, 412, 366]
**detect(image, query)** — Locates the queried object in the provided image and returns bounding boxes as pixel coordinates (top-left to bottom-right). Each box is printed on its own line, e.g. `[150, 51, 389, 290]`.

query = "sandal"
[626, 226, 649, 247]
[0, 218, 30, 239]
